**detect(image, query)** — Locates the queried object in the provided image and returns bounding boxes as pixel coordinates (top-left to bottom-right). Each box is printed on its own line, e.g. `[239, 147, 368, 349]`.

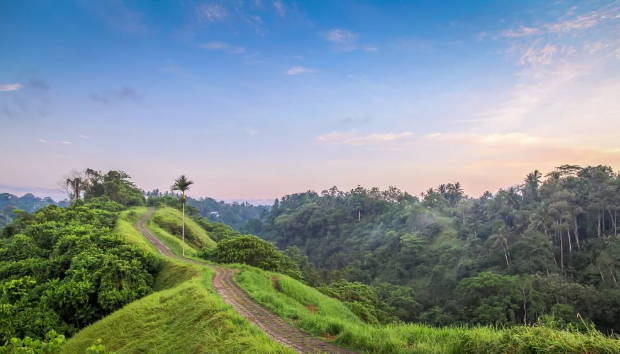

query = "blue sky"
[1, 0, 620, 202]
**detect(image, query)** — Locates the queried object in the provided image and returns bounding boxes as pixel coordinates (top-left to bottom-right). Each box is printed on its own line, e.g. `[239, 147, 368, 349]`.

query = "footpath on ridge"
[136, 209, 357, 354]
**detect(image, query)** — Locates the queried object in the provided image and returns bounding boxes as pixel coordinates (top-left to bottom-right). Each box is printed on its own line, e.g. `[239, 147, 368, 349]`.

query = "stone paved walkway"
[136, 209, 358, 354]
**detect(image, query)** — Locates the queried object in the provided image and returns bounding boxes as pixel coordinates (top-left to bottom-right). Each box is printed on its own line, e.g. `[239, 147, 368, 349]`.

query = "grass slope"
[148, 207, 216, 256]
[234, 266, 620, 354]
[65, 260, 294, 354]
[113, 207, 158, 254]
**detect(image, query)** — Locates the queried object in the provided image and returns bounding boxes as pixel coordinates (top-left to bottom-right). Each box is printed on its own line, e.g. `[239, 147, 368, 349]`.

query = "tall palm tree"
[171, 175, 194, 257]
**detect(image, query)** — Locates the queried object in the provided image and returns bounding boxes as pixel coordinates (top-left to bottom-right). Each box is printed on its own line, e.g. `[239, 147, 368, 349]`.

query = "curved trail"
[137, 209, 357, 354]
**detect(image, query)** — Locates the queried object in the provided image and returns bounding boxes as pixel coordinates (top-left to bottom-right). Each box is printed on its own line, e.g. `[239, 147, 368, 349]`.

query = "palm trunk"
[598, 211, 601, 237]
[608, 209, 617, 237]
[610, 266, 619, 288]
[567, 228, 572, 252]
[182, 201, 185, 257]
[522, 288, 528, 326]
[560, 229, 564, 271]
[599, 267, 606, 284]
[573, 215, 580, 251]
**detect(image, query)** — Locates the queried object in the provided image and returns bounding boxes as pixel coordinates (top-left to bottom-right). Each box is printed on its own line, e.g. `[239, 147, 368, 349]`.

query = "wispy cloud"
[90, 86, 143, 104]
[292, 55, 305, 59]
[513, 40, 562, 66]
[60, 141, 72, 145]
[502, 26, 540, 38]
[36, 139, 46, 143]
[427, 1, 620, 177]
[198, 42, 246, 54]
[78, 134, 90, 139]
[425, 132, 547, 146]
[322, 29, 358, 51]
[364, 45, 378, 52]
[246, 128, 259, 136]
[501, 2, 620, 38]
[317, 131, 413, 146]
[197, 3, 227, 22]
[546, 4, 620, 34]
[0, 77, 51, 119]
[0, 83, 22, 92]
[273, 1, 285, 17]
[286, 66, 318, 75]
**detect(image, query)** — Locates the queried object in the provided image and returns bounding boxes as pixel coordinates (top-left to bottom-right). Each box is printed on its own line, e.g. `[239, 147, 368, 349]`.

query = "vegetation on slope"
[250, 165, 620, 334]
[113, 207, 157, 254]
[0, 198, 159, 343]
[145, 190, 269, 230]
[64, 260, 293, 354]
[234, 265, 620, 354]
[201, 235, 303, 280]
[0, 193, 69, 229]
[147, 195, 248, 242]
[150, 207, 216, 250]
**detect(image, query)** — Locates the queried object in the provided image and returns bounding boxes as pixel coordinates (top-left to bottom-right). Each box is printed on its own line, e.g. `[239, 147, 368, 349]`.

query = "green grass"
[234, 266, 620, 354]
[113, 207, 158, 254]
[65, 260, 294, 354]
[151, 207, 217, 249]
[146, 214, 199, 257]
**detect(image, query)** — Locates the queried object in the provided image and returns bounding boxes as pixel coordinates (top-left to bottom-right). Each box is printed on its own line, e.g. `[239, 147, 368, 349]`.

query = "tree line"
[246, 164, 620, 333]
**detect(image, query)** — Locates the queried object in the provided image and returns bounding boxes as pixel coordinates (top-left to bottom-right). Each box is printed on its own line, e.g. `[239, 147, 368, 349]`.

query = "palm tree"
[171, 175, 194, 257]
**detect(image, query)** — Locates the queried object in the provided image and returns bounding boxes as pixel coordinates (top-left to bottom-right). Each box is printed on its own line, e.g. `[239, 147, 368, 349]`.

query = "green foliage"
[235, 265, 620, 354]
[80, 169, 145, 207]
[64, 261, 293, 354]
[203, 235, 302, 280]
[0, 331, 115, 354]
[149, 207, 216, 250]
[0, 194, 67, 229]
[0, 202, 159, 343]
[249, 165, 620, 333]
[0, 331, 65, 354]
[145, 189, 269, 230]
[319, 280, 394, 324]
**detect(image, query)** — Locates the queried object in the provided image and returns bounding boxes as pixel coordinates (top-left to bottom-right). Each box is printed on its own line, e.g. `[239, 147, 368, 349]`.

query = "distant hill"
[0, 192, 69, 228]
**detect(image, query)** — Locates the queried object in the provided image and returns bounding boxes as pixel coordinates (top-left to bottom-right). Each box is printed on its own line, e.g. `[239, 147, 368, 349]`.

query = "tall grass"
[152, 207, 217, 249]
[113, 207, 158, 254]
[64, 260, 294, 354]
[234, 266, 620, 354]
[146, 212, 200, 257]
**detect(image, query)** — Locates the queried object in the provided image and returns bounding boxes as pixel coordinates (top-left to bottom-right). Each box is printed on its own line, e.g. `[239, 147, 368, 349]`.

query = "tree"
[58, 170, 86, 201]
[170, 175, 194, 257]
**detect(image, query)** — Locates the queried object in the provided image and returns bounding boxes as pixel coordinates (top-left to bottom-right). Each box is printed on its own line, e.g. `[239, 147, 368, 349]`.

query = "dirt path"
[136, 209, 358, 354]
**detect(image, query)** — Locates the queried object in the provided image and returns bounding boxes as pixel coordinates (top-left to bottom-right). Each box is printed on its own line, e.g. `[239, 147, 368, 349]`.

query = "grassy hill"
[65, 207, 292, 354]
[68, 206, 620, 354]
[147, 207, 217, 256]
[64, 260, 293, 354]
[233, 266, 620, 354]
[113, 207, 158, 253]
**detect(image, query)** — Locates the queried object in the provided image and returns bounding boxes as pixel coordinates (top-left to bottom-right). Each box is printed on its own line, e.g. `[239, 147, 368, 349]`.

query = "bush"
[0, 202, 159, 342]
[202, 235, 303, 280]
[0, 331, 115, 354]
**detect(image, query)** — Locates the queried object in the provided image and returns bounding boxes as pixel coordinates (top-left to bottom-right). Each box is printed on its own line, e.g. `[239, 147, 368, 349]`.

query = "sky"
[1, 0, 620, 203]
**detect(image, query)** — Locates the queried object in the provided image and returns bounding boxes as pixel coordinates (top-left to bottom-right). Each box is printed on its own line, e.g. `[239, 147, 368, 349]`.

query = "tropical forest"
[3, 0, 620, 353]
[1, 165, 620, 353]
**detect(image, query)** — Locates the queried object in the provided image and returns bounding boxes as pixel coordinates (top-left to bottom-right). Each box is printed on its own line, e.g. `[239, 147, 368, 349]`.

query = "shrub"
[202, 235, 303, 280]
